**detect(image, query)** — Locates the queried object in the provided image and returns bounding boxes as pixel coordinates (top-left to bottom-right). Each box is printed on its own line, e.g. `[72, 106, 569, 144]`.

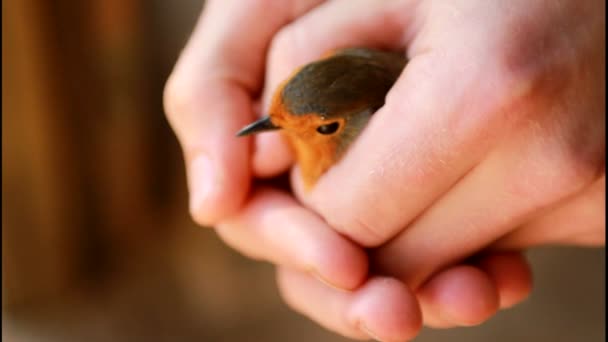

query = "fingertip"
[310, 236, 369, 292]
[418, 266, 499, 327]
[187, 153, 250, 227]
[477, 252, 533, 309]
[349, 277, 422, 341]
[275, 268, 371, 341]
[276, 271, 421, 341]
[252, 132, 293, 178]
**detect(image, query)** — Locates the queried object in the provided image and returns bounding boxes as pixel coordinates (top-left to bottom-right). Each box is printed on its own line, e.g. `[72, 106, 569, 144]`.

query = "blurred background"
[2, 0, 605, 341]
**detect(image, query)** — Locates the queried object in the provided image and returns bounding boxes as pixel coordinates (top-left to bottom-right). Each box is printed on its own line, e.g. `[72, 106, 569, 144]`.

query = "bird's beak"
[236, 116, 281, 137]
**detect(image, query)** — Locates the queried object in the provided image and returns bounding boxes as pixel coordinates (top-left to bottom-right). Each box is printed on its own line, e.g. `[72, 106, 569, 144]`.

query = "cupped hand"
[259, 0, 605, 287]
[164, 0, 603, 341]
[163, 0, 372, 295]
[217, 187, 532, 340]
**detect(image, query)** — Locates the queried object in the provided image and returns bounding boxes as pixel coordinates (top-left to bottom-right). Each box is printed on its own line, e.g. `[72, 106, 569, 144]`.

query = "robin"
[237, 47, 407, 189]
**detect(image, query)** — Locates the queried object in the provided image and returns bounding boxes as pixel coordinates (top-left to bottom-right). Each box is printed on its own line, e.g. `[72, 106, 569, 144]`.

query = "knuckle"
[323, 209, 388, 247]
[545, 125, 603, 198]
[507, 138, 602, 206]
[491, 38, 576, 119]
[268, 23, 303, 65]
[486, 59, 541, 118]
[480, 40, 556, 121]
[188, 205, 212, 228]
[270, 26, 294, 53]
[163, 74, 197, 122]
[269, 28, 290, 59]
[556, 152, 603, 192]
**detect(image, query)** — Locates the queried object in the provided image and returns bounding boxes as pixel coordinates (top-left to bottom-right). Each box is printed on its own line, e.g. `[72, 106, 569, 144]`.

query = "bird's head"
[237, 48, 406, 189]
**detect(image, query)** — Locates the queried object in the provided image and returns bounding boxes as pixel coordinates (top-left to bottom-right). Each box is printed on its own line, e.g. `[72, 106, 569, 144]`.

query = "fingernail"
[188, 154, 216, 216]
[307, 268, 353, 293]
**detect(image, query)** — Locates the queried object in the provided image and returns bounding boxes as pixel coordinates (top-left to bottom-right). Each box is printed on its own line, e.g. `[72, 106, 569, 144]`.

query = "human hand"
[164, 0, 604, 340]
[164, 0, 372, 292]
[255, 0, 604, 337]
[271, 0, 606, 288]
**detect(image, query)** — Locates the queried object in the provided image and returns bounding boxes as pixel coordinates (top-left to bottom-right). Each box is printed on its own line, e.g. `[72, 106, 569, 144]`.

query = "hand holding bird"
[165, 1, 605, 340]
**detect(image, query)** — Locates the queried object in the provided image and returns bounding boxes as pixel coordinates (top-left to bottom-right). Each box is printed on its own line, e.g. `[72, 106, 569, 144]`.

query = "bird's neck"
[282, 133, 338, 190]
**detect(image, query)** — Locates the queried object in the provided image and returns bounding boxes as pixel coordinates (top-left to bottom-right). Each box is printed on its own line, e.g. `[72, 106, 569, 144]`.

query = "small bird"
[237, 47, 407, 189]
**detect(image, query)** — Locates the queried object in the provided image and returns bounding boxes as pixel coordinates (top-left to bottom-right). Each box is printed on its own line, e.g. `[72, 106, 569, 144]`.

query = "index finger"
[164, 0, 324, 226]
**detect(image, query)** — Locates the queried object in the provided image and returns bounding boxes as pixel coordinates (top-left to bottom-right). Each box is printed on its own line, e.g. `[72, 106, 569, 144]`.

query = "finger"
[293, 41, 520, 247]
[414, 251, 531, 329]
[253, 0, 420, 178]
[268, 1, 542, 247]
[291, 0, 605, 249]
[475, 251, 533, 309]
[249, 98, 294, 178]
[252, 132, 294, 178]
[216, 187, 367, 291]
[374, 106, 604, 288]
[417, 265, 499, 328]
[277, 268, 422, 341]
[164, 0, 324, 226]
[495, 173, 606, 249]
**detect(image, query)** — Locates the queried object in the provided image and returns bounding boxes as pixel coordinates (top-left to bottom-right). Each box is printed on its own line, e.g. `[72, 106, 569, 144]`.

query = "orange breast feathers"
[269, 96, 347, 189]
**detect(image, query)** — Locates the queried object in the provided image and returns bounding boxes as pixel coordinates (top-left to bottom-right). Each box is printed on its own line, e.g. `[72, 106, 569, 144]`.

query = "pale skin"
[164, 1, 605, 341]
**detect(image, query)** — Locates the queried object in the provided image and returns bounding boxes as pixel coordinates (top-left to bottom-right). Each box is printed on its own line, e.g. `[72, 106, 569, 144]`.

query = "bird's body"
[238, 47, 407, 189]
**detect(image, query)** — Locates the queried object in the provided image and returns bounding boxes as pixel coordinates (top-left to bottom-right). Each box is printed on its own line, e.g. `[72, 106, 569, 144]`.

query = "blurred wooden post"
[2, 0, 183, 310]
[2, 0, 77, 309]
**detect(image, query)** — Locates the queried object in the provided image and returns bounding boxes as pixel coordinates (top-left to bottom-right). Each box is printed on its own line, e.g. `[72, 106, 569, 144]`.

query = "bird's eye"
[316, 122, 340, 135]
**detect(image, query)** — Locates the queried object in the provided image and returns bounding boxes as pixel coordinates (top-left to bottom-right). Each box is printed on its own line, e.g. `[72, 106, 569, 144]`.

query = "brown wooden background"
[2, 0, 605, 341]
